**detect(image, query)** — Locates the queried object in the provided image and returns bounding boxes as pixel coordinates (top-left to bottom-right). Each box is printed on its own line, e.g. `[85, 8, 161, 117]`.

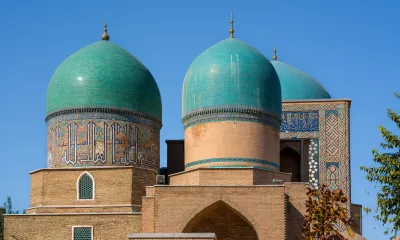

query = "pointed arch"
[280, 147, 301, 182]
[183, 200, 258, 240]
[76, 171, 95, 200]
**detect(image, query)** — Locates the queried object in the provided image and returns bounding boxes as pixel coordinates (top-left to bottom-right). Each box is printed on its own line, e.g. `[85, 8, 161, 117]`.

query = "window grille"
[73, 227, 92, 240]
[78, 173, 93, 199]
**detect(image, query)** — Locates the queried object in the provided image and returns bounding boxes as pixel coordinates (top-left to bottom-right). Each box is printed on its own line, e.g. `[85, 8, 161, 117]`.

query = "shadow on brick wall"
[286, 201, 304, 240]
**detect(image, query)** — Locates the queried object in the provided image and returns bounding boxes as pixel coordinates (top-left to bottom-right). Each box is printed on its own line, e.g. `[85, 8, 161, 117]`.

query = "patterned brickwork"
[280, 101, 351, 205]
[325, 110, 340, 156]
[47, 118, 159, 170]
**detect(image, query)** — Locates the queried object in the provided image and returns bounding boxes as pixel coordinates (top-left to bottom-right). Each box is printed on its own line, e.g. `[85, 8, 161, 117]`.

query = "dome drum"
[46, 38, 162, 170]
[181, 37, 282, 170]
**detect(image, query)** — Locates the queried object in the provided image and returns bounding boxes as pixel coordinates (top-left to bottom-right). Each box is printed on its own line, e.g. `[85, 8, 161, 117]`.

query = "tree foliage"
[0, 196, 25, 240]
[360, 92, 400, 237]
[302, 184, 353, 240]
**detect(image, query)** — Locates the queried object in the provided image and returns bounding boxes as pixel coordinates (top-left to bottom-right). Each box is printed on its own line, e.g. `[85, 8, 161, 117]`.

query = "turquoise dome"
[271, 61, 331, 100]
[47, 40, 162, 121]
[182, 38, 281, 118]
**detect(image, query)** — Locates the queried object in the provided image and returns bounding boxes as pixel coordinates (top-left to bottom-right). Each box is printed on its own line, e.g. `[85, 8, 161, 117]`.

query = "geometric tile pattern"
[325, 110, 339, 156]
[47, 118, 160, 170]
[73, 227, 92, 240]
[78, 174, 93, 200]
[280, 101, 351, 206]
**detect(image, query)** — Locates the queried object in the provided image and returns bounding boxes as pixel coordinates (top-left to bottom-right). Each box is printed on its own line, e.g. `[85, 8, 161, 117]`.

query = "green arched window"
[78, 173, 94, 200]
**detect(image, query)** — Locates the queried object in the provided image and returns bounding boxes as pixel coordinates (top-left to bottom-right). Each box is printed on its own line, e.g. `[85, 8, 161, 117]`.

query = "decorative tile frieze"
[185, 157, 280, 171]
[182, 107, 281, 130]
[280, 111, 319, 132]
[46, 107, 162, 129]
[47, 119, 159, 170]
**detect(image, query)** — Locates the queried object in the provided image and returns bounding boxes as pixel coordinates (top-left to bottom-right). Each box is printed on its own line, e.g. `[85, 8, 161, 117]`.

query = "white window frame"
[72, 226, 93, 240]
[76, 171, 95, 201]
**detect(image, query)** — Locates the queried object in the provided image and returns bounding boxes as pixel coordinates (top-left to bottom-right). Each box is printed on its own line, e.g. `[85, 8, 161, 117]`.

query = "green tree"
[0, 196, 25, 240]
[302, 184, 354, 240]
[360, 92, 400, 238]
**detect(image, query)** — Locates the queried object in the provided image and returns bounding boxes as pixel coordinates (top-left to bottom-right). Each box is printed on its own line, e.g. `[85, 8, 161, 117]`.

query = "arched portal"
[183, 201, 258, 240]
[280, 147, 301, 182]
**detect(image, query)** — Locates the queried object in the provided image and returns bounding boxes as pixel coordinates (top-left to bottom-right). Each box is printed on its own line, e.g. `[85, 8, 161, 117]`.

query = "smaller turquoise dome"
[271, 61, 331, 100]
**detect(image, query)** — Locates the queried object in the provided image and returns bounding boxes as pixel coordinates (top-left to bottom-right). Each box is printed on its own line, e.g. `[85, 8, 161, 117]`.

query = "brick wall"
[142, 185, 286, 240]
[4, 213, 141, 240]
[129, 233, 216, 240]
[169, 168, 291, 186]
[28, 167, 156, 213]
[284, 182, 308, 240]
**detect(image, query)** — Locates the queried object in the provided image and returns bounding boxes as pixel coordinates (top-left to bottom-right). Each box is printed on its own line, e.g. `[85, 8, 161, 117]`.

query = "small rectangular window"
[73, 227, 93, 240]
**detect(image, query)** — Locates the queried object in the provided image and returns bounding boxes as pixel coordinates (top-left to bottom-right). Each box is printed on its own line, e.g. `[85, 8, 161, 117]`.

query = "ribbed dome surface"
[182, 38, 281, 118]
[47, 40, 162, 120]
[271, 61, 330, 100]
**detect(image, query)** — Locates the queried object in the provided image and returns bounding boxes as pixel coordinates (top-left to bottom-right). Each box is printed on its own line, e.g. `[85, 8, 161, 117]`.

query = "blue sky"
[0, 0, 399, 239]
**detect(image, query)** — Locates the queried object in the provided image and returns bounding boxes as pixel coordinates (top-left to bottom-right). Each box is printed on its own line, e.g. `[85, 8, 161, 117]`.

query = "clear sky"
[0, 0, 399, 239]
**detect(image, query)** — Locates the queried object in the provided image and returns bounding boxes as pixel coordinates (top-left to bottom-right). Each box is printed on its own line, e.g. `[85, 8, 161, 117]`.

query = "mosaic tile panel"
[280, 111, 319, 132]
[280, 101, 351, 206]
[308, 138, 320, 188]
[326, 162, 340, 191]
[47, 119, 159, 170]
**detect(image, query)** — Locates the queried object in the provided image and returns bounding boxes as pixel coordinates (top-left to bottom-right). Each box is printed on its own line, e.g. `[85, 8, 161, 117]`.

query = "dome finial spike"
[229, 10, 234, 38]
[102, 22, 110, 41]
[273, 46, 277, 61]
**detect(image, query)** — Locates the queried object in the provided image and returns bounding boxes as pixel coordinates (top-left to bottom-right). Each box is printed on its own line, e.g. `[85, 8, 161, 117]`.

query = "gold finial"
[273, 46, 277, 61]
[229, 10, 234, 38]
[102, 22, 110, 41]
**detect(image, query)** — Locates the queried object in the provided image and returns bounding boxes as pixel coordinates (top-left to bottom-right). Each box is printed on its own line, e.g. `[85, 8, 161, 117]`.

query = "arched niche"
[280, 147, 301, 182]
[183, 200, 258, 240]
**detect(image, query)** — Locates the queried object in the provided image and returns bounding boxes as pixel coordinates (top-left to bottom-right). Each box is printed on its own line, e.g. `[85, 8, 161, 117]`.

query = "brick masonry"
[4, 213, 141, 240]
[141, 185, 287, 240]
[28, 166, 156, 213]
[184, 121, 280, 170]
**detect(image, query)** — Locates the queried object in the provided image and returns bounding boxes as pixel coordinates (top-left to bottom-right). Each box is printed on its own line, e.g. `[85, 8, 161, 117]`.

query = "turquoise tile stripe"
[47, 41, 162, 121]
[271, 61, 331, 100]
[182, 38, 282, 119]
[185, 158, 280, 170]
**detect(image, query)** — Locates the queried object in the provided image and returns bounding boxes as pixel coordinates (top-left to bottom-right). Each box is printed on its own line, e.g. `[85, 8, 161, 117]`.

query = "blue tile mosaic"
[280, 111, 319, 132]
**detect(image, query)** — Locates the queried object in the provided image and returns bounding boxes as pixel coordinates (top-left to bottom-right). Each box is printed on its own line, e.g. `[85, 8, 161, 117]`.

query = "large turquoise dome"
[182, 38, 281, 119]
[46, 40, 162, 121]
[271, 61, 331, 100]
